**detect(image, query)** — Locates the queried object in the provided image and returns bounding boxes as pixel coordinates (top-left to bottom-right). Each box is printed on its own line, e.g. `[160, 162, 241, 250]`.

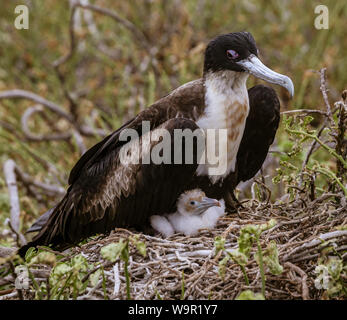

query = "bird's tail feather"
[26, 207, 55, 234]
[18, 195, 72, 258]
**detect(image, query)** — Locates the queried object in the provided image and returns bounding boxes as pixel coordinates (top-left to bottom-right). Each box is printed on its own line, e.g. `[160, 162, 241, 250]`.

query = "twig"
[79, 0, 121, 60]
[0, 89, 74, 122]
[72, 130, 87, 155]
[3, 160, 25, 245]
[301, 69, 339, 174]
[0, 89, 107, 139]
[285, 262, 309, 300]
[319, 68, 333, 125]
[281, 109, 328, 116]
[81, 261, 113, 283]
[284, 230, 347, 260]
[0, 120, 23, 140]
[314, 167, 347, 196]
[52, 5, 78, 68]
[53, 1, 150, 69]
[78, 124, 108, 138]
[335, 94, 347, 180]
[75, 2, 150, 51]
[254, 178, 272, 205]
[4, 197, 345, 300]
[0, 246, 16, 258]
[3, 159, 66, 246]
[113, 263, 120, 297]
[21, 105, 72, 142]
[52, 1, 161, 94]
[288, 127, 346, 169]
[14, 164, 65, 197]
[0, 291, 18, 300]
[7, 219, 27, 247]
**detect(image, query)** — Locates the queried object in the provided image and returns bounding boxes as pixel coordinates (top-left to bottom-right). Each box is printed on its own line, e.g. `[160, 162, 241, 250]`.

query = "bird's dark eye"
[226, 49, 239, 60]
[190, 201, 196, 205]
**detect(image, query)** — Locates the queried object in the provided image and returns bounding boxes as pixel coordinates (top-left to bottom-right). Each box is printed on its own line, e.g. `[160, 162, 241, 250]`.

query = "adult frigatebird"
[19, 31, 294, 256]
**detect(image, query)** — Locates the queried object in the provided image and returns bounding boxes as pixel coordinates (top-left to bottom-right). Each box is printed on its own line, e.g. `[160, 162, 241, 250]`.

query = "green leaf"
[255, 241, 283, 275]
[52, 262, 72, 277]
[129, 235, 146, 256]
[214, 236, 226, 254]
[303, 116, 314, 126]
[24, 247, 37, 263]
[259, 219, 277, 233]
[327, 282, 343, 296]
[238, 227, 256, 257]
[327, 258, 343, 280]
[218, 255, 230, 280]
[30, 251, 56, 266]
[235, 290, 265, 300]
[135, 241, 146, 257]
[89, 269, 102, 287]
[71, 255, 88, 272]
[227, 249, 248, 267]
[100, 240, 127, 262]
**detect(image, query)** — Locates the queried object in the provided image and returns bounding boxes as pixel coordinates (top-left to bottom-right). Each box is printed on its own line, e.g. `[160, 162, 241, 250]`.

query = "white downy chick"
[149, 215, 174, 237]
[150, 189, 225, 237]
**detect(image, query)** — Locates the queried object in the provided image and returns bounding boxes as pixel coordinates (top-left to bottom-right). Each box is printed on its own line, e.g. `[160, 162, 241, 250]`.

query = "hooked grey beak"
[237, 54, 294, 98]
[196, 197, 221, 215]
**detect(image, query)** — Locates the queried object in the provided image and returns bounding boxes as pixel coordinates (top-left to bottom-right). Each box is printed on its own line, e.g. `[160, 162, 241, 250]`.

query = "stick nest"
[3, 193, 346, 300]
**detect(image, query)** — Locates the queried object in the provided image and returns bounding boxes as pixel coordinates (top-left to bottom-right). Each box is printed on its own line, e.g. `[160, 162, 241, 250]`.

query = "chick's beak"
[198, 197, 221, 211]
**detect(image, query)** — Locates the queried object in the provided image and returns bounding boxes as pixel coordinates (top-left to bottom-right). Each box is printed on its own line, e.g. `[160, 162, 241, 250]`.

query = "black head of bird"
[177, 189, 221, 216]
[203, 31, 294, 97]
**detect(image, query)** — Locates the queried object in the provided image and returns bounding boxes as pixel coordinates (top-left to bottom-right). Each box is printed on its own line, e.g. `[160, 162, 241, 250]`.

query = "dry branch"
[3, 160, 22, 237]
[0, 90, 74, 123]
[284, 262, 309, 300]
[14, 165, 65, 197]
[75, 2, 150, 51]
[300, 68, 343, 174]
[319, 68, 333, 124]
[281, 109, 328, 116]
[21, 105, 72, 142]
[2, 159, 66, 247]
[52, 0, 161, 95]
[53, 1, 150, 69]
[0, 89, 107, 141]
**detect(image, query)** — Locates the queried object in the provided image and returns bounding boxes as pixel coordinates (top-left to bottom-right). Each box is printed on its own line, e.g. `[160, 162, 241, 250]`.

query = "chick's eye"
[226, 49, 239, 59]
[190, 201, 196, 206]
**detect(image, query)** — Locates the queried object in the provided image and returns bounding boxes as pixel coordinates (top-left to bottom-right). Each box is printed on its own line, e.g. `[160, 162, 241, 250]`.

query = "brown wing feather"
[236, 84, 280, 183]
[19, 81, 206, 256]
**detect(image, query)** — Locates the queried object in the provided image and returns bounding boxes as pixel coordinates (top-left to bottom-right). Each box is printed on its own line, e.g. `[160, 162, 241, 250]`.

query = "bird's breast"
[196, 73, 249, 183]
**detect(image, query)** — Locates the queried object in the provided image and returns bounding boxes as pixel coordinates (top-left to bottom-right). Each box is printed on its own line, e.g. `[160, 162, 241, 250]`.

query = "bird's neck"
[203, 70, 249, 102]
[201, 71, 250, 127]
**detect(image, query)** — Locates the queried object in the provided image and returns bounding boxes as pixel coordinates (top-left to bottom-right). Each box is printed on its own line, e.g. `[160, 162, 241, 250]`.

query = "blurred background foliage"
[0, 0, 346, 244]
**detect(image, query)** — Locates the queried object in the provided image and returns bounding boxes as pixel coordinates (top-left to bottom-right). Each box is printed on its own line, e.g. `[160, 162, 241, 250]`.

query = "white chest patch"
[196, 71, 250, 183]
